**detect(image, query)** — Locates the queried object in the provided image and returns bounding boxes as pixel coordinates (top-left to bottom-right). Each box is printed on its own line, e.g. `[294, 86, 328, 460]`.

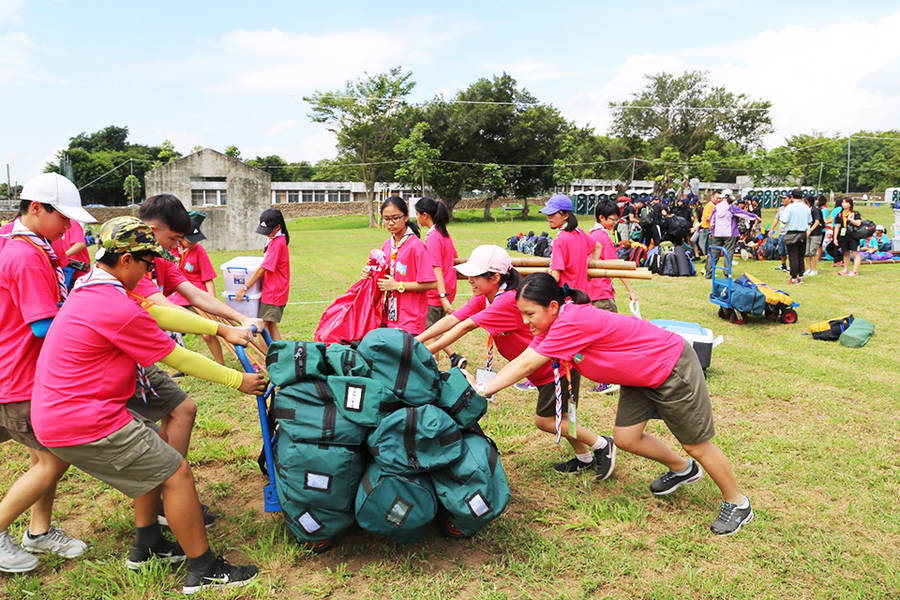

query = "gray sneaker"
[21, 525, 87, 559]
[710, 499, 754, 535]
[0, 530, 39, 573]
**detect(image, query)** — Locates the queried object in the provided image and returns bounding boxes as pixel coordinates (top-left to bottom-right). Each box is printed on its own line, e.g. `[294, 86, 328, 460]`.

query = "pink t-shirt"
[424, 227, 458, 306]
[453, 291, 554, 386]
[550, 228, 596, 295]
[168, 244, 216, 307]
[0, 221, 68, 267]
[134, 255, 189, 299]
[588, 226, 617, 301]
[0, 239, 60, 403]
[260, 235, 290, 306]
[31, 283, 175, 447]
[62, 221, 90, 268]
[381, 234, 436, 335]
[530, 303, 684, 388]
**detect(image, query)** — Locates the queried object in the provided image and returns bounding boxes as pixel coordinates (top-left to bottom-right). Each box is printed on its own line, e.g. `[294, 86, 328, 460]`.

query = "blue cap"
[538, 193, 573, 214]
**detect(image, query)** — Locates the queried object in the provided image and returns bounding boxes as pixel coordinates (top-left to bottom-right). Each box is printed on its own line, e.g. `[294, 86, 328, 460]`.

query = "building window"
[192, 190, 204, 206]
[218, 190, 227, 206]
[302, 191, 313, 203]
[314, 190, 325, 203]
[288, 191, 299, 203]
[339, 190, 350, 202]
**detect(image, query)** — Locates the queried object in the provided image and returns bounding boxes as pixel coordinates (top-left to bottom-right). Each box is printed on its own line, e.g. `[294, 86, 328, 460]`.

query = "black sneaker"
[553, 457, 594, 475]
[710, 499, 754, 535]
[649, 459, 703, 495]
[449, 353, 468, 370]
[182, 555, 258, 595]
[125, 538, 186, 570]
[593, 436, 617, 481]
[158, 502, 216, 529]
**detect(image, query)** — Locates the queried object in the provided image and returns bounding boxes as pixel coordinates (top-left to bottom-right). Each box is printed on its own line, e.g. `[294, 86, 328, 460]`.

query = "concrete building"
[144, 149, 271, 251]
[270, 181, 417, 204]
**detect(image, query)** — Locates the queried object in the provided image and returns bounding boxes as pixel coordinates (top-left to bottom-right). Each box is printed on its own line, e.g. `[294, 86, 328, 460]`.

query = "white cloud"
[266, 118, 297, 136]
[559, 12, 900, 144]
[0, 0, 23, 25]
[480, 58, 584, 84]
[0, 31, 33, 85]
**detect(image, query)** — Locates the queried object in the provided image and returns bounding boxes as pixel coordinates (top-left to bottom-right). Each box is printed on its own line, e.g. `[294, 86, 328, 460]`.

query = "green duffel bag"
[283, 504, 355, 544]
[266, 341, 330, 386]
[329, 375, 404, 429]
[325, 343, 371, 377]
[356, 329, 440, 405]
[273, 435, 364, 513]
[431, 431, 510, 537]
[435, 368, 487, 428]
[355, 463, 437, 543]
[367, 405, 463, 475]
[274, 380, 368, 446]
[839, 317, 874, 348]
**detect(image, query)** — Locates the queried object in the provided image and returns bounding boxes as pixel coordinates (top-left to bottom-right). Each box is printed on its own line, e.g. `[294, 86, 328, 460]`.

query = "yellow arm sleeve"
[146, 304, 218, 336]
[159, 344, 243, 389]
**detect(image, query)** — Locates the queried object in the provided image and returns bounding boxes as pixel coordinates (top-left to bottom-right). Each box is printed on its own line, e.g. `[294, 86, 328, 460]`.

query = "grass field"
[2, 207, 898, 599]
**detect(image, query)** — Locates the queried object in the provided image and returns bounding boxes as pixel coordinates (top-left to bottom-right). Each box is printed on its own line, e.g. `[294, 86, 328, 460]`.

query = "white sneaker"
[0, 530, 39, 573]
[21, 525, 87, 559]
[806, 270, 817, 276]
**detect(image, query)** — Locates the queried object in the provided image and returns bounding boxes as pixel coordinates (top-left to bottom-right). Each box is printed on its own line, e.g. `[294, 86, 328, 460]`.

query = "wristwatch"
[397, 282, 405, 293]
[438, 293, 448, 299]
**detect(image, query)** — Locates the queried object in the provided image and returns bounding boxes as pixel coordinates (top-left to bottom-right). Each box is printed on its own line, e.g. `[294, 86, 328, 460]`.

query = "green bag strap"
[404, 407, 420, 470]
[311, 380, 337, 441]
[394, 333, 414, 397]
[361, 472, 374, 495]
[438, 431, 462, 446]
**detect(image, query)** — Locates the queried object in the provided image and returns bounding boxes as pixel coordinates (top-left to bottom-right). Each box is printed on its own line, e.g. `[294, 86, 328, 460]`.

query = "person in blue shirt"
[779, 189, 812, 283]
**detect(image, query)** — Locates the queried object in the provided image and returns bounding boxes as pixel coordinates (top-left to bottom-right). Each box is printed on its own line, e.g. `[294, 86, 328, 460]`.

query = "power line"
[610, 104, 770, 112]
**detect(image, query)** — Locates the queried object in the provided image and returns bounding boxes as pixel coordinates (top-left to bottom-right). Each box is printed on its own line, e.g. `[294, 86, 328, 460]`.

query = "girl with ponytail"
[417, 248, 615, 479]
[474, 273, 754, 537]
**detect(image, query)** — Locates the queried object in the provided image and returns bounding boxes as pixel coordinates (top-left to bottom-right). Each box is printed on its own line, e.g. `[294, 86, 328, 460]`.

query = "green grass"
[1, 206, 898, 598]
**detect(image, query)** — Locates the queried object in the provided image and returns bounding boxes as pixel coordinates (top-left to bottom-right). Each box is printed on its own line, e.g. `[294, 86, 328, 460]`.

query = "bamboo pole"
[193, 307, 270, 375]
[513, 266, 653, 280]
[453, 256, 636, 270]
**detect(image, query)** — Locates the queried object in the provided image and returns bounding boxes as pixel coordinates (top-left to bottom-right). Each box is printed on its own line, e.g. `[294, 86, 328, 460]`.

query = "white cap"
[875, 224, 885, 231]
[20, 173, 96, 223]
[720, 188, 733, 198]
[455, 245, 512, 277]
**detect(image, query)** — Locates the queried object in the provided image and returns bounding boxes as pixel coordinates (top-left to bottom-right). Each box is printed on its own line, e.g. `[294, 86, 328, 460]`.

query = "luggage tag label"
[298, 511, 322, 533]
[386, 497, 412, 526]
[387, 294, 398, 322]
[344, 384, 364, 412]
[476, 369, 496, 402]
[305, 471, 332, 491]
[467, 492, 491, 517]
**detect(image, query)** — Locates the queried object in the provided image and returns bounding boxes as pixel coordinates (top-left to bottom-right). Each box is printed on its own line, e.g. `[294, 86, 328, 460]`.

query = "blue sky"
[3, 0, 900, 183]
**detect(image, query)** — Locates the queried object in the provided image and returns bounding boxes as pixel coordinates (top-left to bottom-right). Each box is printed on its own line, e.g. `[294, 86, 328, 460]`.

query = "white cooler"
[220, 257, 264, 294]
[222, 291, 261, 319]
[650, 319, 723, 373]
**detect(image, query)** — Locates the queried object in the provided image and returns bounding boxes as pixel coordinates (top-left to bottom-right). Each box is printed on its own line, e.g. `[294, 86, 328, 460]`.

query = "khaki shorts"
[258, 302, 285, 323]
[615, 340, 715, 445]
[48, 418, 183, 498]
[0, 401, 44, 450]
[591, 298, 619, 313]
[426, 305, 446, 329]
[535, 370, 581, 418]
[126, 364, 188, 429]
[805, 235, 824, 257]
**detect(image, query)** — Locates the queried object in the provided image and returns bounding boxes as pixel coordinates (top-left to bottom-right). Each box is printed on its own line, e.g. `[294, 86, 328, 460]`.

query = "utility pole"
[817, 162, 824, 194]
[845, 136, 851, 194]
[6, 164, 11, 201]
[630, 157, 636, 183]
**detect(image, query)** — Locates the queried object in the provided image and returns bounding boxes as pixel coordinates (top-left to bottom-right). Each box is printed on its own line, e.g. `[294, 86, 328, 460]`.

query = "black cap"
[186, 210, 207, 243]
[256, 208, 284, 235]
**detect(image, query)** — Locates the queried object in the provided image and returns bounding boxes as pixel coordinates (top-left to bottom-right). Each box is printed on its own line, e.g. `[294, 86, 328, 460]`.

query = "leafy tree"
[123, 174, 141, 203]
[224, 145, 242, 160]
[1, 183, 22, 199]
[480, 163, 508, 219]
[246, 155, 316, 181]
[305, 66, 415, 226]
[191, 145, 204, 154]
[158, 140, 180, 163]
[610, 71, 773, 158]
[393, 122, 439, 195]
[69, 125, 130, 153]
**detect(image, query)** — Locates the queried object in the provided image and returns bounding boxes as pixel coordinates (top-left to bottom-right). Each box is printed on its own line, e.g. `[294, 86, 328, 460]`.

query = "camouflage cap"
[97, 216, 172, 260]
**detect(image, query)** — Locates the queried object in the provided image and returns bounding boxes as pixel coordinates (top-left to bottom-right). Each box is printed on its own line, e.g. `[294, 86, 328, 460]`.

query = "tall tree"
[393, 122, 439, 195]
[305, 67, 415, 227]
[224, 145, 242, 160]
[610, 71, 773, 158]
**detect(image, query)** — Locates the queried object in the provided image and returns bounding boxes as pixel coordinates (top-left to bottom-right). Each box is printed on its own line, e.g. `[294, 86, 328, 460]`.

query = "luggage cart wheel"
[718, 307, 732, 320]
[730, 310, 747, 325]
[780, 308, 798, 324]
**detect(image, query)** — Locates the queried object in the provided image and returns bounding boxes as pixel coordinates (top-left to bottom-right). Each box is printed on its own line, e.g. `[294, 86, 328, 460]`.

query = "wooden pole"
[453, 256, 636, 270]
[513, 266, 652, 280]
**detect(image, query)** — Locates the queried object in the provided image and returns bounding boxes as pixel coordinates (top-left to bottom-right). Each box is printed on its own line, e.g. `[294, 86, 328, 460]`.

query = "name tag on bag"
[476, 368, 496, 402]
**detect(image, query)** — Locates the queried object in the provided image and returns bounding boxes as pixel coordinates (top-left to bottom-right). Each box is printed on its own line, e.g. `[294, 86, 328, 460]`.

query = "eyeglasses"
[136, 256, 155, 271]
[382, 215, 406, 223]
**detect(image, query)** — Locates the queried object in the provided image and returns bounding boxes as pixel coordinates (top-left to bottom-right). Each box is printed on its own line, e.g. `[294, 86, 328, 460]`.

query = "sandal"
[847, 271, 858, 277]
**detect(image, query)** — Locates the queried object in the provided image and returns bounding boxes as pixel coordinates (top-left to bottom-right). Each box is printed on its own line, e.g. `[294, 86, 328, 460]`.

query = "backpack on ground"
[325, 343, 371, 377]
[356, 328, 441, 405]
[616, 244, 631, 261]
[266, 341, 330, 387]
[660, 251, 679, 277]
[645, 246, 661, 273]
[628, 244, 647, 266]
[435, 368, 487, 428]
[809, 314, 854, 341]
[506, 235, 519, 251]
[839, 317, 874, 348]
[355, 463, 438, 543]
[534, 235, 552, 258]
[761, 237, 779, 260]
[658, 240, 676, 254]
[520, 236, 537, 255]
[274, 379, 369, 446]
[328, 375, 404, 429]
[674, 245, 694, 276]
[367, 405, 464, 475]
[431, 431, 510, 537]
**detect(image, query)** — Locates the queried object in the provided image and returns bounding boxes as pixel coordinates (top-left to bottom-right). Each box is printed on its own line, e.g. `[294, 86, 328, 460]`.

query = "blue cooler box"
[650, 319, 722, 373]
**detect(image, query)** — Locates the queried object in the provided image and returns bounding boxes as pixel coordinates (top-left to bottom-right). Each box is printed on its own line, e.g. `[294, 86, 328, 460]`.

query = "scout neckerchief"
[71, 268, 158, 405]
[3, 218, 67, 306]
[385, 227, 414, 322]
[264, 231, 285, 252]
[589, 222, 619, 244]
[482, 282, 508, 371]
[549, 299, 576, 444]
